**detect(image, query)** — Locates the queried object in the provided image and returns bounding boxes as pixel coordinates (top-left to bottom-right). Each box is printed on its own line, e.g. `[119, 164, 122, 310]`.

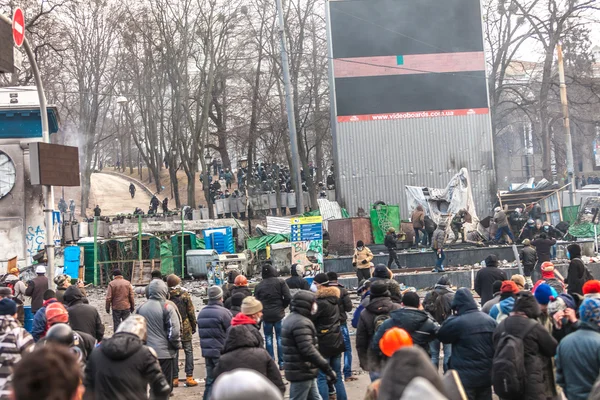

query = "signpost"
[290, 216, 324, 274]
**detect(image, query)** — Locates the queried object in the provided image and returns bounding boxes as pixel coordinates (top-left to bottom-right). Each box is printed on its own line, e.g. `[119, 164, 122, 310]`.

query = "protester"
[356, 281, 402, 380]
[254, 263, 291, 369]
[583, 280, 600, 299]
[492, 291, 558, 400]
[105, 269, 135, 331]
[411, 205, 426, 247]
[493, 207, 514, 243]
[489, 281, 519, 322]
[532, 261, 565, 294]
[423, 215, 437, 247]
[42, 306, 96, 362]
[213, 297, 285, 394]
[519, 239, 537, 288]
[83, 315, 171, 400]
[222, 270, 240, 303]
[136, 279, 181, 395]
[474, 255, 507, 305]
[64, 285, 104, 342]
[326, 271, 355, 381]
[4, 264, 26, 303]
[531, 233, 557, 282]
[431, 221, 448, 272]
[281, 290, 337, 400]
[286, 264, 310, 295]
[533, 283, 561, 399]
[224, 275, 252, 309]
[481, 281, 503, 314]
[423, 275, 455, 372]
[384, 227, 401, 269]
[549, 293, 580, 342]
[25, 265, 49, 314]
[511, 274, 526, 291]
[353, 241, 374, 281]
[566, 243, 591, 296]
[437, 288, 496, 399]
[54, 274, 71, 304]
[212, 369, 284, 400]
[197, 286, 232, 400]
[368, 264, 403, 303]
[31, 289, 57, 342]
[143, 270, 163, 298]
[167, 274, 198, 387]
[229, 292, 245, 317]
[373, 291, 439, 355]
[556, 297, 600, 400]
[11, 345, 84, 400]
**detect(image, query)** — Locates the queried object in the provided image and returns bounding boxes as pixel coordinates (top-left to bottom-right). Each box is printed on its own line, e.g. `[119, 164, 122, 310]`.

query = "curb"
[96, 171, 155, 198]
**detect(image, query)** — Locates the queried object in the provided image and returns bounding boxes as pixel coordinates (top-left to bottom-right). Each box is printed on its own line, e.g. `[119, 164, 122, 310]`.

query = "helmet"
[234, 275, 248, 287]
[527, 219, 535, 226]
[45, 323, 74, 347]
[379, 327, 413, 357]
[494, 207, 501, 213]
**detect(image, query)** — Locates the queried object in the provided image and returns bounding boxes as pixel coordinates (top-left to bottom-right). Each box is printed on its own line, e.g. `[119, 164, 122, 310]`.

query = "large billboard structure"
[327, 0, 495, 218]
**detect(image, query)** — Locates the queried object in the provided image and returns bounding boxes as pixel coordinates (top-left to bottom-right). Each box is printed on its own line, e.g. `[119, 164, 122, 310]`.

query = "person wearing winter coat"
[4, 265, 26, 304]
[352, 241, 374, 281]
[520, 239, 538, 288]
[411, 205, 426, 247]
[83, 315, 171, 400]
[285, 264, 310, 295]
[0, 298, 34, 399]
[532, 261, 565, 294]
[437, 288, 497, 400]
[25, 266, 49, 314]
[229, 292, 245, 317]
[422, 275, 455, 372]
[254, 264, 291, 369]
[136, 279, 181, 396]
[368, 264, 403, 304]
[431, 222, 448, 272]
[356, 281, 402, 380]
[488, 281, 519, 322]
[212, 369, 284, 400]
[31, 290, 57, 342]
[493, 207, 514, 243]
[548, 293, 579, 343]
[566, 243, 590, 296]
[493, 291, 558, 400]
[312, 274, 347, 400]
[166, 274, 198, 388]
[373, 292, 439, 356]
[481, 281, 503, 314]
[422, 215, 437, 247]
[556, 298, 600, 400]
[105, 269, 135, 331]
[53, 274, 70, 304]
[531, 233, 557, 282]
[384, 228, 400, 269]
[213, 297, 285, 394]
[474, 254, 507, 305]
[196, 286, 232, 400]
[64, 285, 105, 342]
[223, 275, 252, 309]
[326, 272, 354, 381]
[222, 270, 240, 303]
[281, 290, 337, 400]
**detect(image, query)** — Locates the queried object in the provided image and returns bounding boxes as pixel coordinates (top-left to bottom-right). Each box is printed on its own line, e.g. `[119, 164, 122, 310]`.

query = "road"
[89, 173, 152, 216]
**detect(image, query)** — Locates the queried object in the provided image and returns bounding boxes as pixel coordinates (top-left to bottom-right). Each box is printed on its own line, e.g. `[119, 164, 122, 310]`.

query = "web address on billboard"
[337, 108, 489, 122]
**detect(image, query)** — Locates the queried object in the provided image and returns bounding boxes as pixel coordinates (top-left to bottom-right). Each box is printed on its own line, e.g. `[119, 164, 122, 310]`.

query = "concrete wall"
[0, 139, 45, 271]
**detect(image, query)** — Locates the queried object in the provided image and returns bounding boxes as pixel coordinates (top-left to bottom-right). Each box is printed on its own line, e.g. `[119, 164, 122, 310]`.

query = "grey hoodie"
[136, 280, 181, 359]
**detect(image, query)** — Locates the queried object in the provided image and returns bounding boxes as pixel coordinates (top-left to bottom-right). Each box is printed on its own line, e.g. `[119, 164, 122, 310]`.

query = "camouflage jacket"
[168, 287, 197, 341]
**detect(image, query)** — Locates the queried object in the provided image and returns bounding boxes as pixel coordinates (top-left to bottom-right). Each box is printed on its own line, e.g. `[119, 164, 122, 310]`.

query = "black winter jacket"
[213, 320, 285, 394]
[223, 286, 252, 309]
[531, 237, 557, 263]
[83, 333, 170, 400]
[356, 295, 401, 371]
[520, 246, 538, 267]
[254, 265, 291, 323]
[437, 288, 497, 388]
[196, 300, 232, 358]
[384, 233, 397, 250]
[65, 286, 104, 342]
[566, 244, 590, 296]
[281, 291, 333, 382]
[286, 264, 310, 292]
[25, 275, 48, 313]
[474, 265, 507, 305]
[313, 286, 345, 357]
[372, 307, 439, 355]
[328, 282, 352, 324]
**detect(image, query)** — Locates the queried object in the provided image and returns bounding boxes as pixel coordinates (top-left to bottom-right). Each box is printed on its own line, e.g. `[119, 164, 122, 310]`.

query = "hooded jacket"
[566, 244, 589, 296]
[313, 286, 345, 357]
[368, 266, 403, 303]
[431, 227, 447, 250]
[254, 265, 291, 323]
[281, 290, 333, 382]
[474, 256, 507, 304]
[136, 280, 181, 359]
[493, 292, 558, 400]
[223, 286, 252, 310]
[64, 286, 104, 342]
[489, 296, 515, 321]
[197, 298, 232, 359]
[556, 322, 600, 400]
[31, 298, 57, 342]
[168, 286, 197, 342]
[372, 306, 439, 355]
[84, 332, 170, 400]
[286, 264, 310, 292]
[437, 288, 497, 388]
[213, 315, 285, 394]
[356, 294, 401, 371]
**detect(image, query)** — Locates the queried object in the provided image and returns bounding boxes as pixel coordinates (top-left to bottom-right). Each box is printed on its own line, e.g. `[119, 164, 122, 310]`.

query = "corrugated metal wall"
[335, 114, 496, 219]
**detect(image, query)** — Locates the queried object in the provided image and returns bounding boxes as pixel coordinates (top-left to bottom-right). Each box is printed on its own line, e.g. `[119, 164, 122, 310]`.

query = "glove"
[106, 308, 110, 314]
[352, 262, 357, 267]
[326, 370, 337, 384]
[130, 307, 135, 313]
[361, 260, 368, 265]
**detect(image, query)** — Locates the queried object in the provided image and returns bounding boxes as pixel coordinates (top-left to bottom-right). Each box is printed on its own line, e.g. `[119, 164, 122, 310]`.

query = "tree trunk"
[186, 170, 196, 208]
[169, 167, 181, 208]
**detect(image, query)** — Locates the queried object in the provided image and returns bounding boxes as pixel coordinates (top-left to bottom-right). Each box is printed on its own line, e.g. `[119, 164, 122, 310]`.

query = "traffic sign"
[12, 8, 24, 48]
[290, 216, 323, 242]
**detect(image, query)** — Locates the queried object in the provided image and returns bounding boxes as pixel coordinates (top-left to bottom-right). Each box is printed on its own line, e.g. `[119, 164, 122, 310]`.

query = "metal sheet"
[317, 198, 343, 231]
[266, 216, 291, 234]
[334, 114, 495, 219]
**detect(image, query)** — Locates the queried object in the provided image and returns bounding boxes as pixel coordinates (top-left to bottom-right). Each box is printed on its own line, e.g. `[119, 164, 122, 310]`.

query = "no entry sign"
[12, 8, 24, 48]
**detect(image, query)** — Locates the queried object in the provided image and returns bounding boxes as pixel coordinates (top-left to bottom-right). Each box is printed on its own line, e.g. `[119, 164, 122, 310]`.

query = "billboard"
[327, 0, 495, 217]
[30, 142, 80, 186]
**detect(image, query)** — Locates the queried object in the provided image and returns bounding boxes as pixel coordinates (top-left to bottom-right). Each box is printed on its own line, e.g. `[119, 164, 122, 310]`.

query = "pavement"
[88, 173, 152, 216]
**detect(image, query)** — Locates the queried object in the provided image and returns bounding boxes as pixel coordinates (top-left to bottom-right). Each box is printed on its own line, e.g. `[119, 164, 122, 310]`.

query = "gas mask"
[357, 246, 364, 251]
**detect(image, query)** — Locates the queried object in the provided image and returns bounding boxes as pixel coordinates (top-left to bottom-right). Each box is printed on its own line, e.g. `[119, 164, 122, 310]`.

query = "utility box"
[186, 249, 218, 279]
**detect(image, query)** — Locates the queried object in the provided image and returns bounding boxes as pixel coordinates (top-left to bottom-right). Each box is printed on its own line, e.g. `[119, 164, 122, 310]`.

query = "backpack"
[492, 320, 538, 399]
[0, 281, 15, 296]
[544, 278, 564, 294]
[373, 313, 391, 332]
[170, 293, 188, 322]
[424, 289, 452, 324]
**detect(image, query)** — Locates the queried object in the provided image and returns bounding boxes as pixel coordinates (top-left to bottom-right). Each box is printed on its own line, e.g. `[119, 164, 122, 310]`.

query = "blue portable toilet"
[203, 227, 234, 254]
[63, 246, 81, 279]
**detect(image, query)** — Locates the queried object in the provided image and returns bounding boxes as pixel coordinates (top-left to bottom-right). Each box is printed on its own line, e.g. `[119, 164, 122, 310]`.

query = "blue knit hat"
[0, 298, 17, 316]
[580, 298, 600, 326]
[533, 283, 557, 305]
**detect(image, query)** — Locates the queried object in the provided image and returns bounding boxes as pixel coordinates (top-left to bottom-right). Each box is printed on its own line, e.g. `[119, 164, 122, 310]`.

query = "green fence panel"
[369, 205, 401, 244]
[562, 205, 580, 225]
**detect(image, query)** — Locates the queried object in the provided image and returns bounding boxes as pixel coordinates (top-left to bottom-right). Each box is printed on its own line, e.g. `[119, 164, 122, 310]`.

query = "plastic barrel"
[23, 306, 33, 333]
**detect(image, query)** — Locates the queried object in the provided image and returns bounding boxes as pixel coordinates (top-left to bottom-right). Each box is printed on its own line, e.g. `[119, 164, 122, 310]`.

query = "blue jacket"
[197, 300, 232, 358]
[556, 323, 600, 400]
[31, 299, 57, 342]
[437, 288, 497, 388]
[489, 297, 514, 320]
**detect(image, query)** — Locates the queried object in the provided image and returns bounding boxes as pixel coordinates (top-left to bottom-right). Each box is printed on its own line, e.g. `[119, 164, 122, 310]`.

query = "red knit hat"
[500, 280, 520, 294]
[583, 280, 600, 295]
[45, 302, 69, 325]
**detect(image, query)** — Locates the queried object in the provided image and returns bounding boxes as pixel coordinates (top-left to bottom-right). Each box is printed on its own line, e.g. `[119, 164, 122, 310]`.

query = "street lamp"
[204, 152, 212, 170]
[117, 96, 128, 106]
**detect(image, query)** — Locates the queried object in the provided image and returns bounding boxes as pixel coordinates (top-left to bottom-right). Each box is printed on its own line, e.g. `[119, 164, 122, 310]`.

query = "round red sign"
[12, 8, 24, 48]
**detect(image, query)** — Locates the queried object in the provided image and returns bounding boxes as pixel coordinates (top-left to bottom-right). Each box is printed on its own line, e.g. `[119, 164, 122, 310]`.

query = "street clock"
[0, 151, 16, 199]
